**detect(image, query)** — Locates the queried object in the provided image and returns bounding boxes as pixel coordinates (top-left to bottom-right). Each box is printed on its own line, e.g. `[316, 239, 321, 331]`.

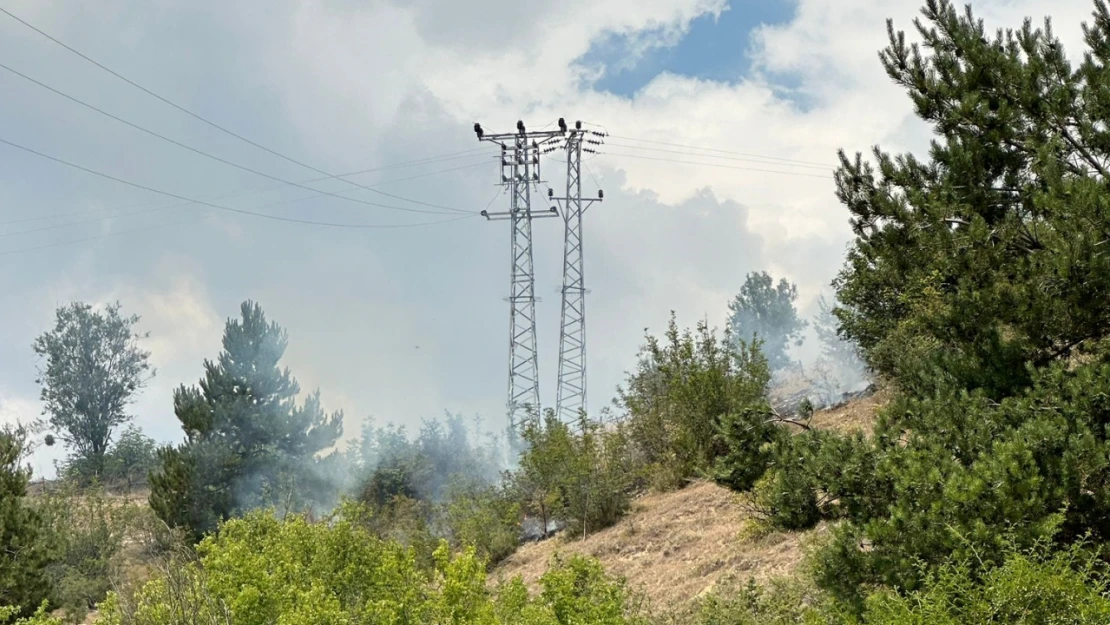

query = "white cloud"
[0, 0, 1098, 474]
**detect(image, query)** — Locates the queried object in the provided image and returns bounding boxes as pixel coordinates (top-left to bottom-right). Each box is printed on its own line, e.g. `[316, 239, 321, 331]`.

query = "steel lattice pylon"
[475, 120, 564, 424]
[554, 121, 603, 422]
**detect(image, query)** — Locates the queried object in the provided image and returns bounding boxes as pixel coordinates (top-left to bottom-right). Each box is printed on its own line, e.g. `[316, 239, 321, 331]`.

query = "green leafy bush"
[495, 555, 648, 625]
[443, 478, 520, 565]
[34, 484, 139, 621]
[660, 575, 838, 625]
[617, 313, 772, 490]
[0, 603, 64, 625]
[0, 426, 54, 619]
[863, 540, 1110, 624]
[98, 508, 646, 625]
[508, 410, 634, 539]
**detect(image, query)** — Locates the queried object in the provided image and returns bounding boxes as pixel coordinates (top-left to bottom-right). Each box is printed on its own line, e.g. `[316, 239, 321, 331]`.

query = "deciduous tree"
[33, 302, 153, 479]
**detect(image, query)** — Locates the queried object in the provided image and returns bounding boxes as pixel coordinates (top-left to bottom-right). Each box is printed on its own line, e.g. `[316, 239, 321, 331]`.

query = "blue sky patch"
[577, 0, 798, 97]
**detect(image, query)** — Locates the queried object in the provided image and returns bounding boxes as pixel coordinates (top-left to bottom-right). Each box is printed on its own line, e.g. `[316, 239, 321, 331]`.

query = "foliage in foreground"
[97, 508, 647, 625]
[863, 539, 1110, 624]
[0, 604, 63, 625]
[662, 538, 1110, 625]
[0, 427, 53, 619]
[34, 484, 140, 622]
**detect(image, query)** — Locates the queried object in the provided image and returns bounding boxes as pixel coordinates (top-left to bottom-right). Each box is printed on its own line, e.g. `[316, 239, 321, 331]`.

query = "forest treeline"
[9, 0, 1110, 622]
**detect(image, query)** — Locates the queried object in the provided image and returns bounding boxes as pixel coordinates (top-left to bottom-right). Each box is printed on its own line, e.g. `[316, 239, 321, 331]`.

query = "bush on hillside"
[508, 410, 635, 539]
[494, 555, 649, 625]
[863, 539, 1110, 624]
[34, 484, 140, 622]
[443, 478, 521, 566]
[800, 361, 1110, 607]
[98, 507, 647, 625]
[617, 313, 772, 490]
[0, 604, 64, 625]
[659, 574, 839, 625]
[0, 426, 54, 619]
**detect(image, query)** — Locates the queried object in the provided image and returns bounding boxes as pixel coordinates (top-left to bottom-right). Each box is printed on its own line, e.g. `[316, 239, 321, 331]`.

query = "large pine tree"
[835, 0, 1110, 398]
[149, 301, 342, 540]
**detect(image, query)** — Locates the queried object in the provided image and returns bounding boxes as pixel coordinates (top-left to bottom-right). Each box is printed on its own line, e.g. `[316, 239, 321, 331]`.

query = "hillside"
[492, 390, 888, 609]
[495, 481, 820, 607]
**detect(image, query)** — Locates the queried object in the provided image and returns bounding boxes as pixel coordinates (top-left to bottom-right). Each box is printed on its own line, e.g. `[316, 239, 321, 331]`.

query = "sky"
[0, 0, 1097, 476]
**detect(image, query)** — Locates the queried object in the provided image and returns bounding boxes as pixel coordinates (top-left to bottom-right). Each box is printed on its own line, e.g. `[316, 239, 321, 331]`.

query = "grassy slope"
[491, 389, 888, 609]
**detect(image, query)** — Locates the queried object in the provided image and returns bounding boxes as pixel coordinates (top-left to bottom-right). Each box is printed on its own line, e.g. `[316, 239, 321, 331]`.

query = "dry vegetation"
[494, 481, 824, 608]
[808, 387, 888, 435]
[492, 391, 883, 609]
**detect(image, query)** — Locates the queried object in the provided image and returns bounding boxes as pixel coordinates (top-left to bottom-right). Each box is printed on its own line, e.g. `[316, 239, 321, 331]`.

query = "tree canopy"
[834, 0, 1110, 398]
[32, 301, 153, 479]
[727, 271, 806, 372]
[149, 300, 343, 541]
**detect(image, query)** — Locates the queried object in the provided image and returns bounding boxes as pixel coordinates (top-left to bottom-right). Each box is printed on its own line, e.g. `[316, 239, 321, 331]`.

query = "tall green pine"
[149, 301, 342, 540]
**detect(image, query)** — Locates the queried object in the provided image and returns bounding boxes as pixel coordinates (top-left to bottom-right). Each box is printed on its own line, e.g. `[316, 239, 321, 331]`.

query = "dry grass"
[493, 481, 825, 608]
[808, 387, 889, 435]
[492, 391, 884, 609]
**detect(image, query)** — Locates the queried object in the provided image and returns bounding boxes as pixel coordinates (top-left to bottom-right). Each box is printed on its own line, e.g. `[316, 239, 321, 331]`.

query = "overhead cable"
[0, 6, 471, 213]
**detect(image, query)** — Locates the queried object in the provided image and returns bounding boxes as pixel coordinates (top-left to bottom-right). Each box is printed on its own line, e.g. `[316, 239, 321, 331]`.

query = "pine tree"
[0, 426, 54, 616]
[727, 271, 806, 372]
[149, 301, 342, 540]
[834, 0, 1110, 399]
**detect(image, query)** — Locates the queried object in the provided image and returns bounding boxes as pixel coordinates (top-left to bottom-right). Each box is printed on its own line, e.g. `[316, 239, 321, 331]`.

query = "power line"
[601, 151, 835, 179]
[0, 161, 493, 255]
[606, 142, 833, 171]
[0, 136, 480, 229]
[0, 60, 472, 216]
[0, 150, 490, 227]
[0, 6, 470, 214]
[607, 134, 833, 168]
[0, 211, 208, 257]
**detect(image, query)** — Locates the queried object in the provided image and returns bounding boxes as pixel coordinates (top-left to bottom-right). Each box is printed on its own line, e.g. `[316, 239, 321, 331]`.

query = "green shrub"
[443, 479, 520, 565]
[34, 483, 137, 621]
[617, 313, 772, 490]
[0, 426, 54, 619]
[508, 411, 635, 539]
[0, 603, 64, 625]
[863, 540, 1110, 624]
[806, 362, 1110, 606]
[98, 508, 645, 625]
[661, 575, 839, 625]
[496, 555, 648, 625]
